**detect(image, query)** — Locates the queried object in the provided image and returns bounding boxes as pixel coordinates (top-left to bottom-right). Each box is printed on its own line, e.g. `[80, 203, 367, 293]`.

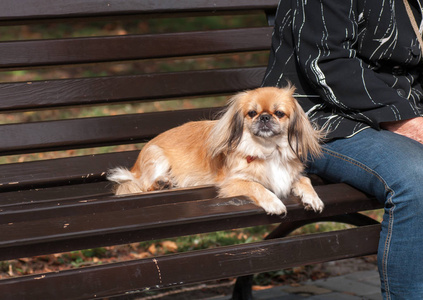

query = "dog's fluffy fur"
[108, 86, 324, 215]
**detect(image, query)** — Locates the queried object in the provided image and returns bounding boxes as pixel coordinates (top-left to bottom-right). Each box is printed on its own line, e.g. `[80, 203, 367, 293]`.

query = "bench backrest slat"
[0, 67, 266, 111]
[0, 28, 272, 68]
[0, 151, 138, 191]
[0, 0, 278, 23]
[0, 108, 220, 156]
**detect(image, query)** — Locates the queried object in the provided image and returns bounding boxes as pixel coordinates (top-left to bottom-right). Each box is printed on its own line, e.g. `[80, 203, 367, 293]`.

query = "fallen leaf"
[161, 241, 178, 253]
[252, 285, 274, 291]
[132, 252, 151, 259]
[8, 265, 14, 277]
[148, 244, 157, 255]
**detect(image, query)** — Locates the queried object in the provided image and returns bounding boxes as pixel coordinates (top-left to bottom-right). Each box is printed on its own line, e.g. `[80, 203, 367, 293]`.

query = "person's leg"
[307, 128, 423, 300]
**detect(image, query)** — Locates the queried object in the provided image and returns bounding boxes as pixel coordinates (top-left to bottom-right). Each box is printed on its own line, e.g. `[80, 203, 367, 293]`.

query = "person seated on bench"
[262, 0, 423, 298]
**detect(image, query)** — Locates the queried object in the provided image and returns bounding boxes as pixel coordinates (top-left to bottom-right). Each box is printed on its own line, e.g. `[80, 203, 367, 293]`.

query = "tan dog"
[108, 86, 324, 215]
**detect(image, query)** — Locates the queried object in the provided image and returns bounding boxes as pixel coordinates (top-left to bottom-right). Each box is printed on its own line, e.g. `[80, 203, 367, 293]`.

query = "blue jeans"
[307, 128, 423, 300]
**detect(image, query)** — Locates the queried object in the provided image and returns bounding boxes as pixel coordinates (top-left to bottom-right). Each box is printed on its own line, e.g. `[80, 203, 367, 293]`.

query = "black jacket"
[262, 0, 423, 139]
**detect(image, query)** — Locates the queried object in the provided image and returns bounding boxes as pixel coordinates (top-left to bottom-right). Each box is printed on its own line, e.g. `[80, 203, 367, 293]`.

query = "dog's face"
[209, 86, 322, 162]
[241, 87, 294, 139]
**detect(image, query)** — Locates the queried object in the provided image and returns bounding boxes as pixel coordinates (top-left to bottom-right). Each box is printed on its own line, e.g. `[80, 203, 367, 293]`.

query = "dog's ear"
[287, 99, 323, 161]
[208, 92, 246, 158]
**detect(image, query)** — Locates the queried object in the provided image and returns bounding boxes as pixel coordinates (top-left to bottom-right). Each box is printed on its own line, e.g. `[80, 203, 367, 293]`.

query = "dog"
[107, 86, 324, 215]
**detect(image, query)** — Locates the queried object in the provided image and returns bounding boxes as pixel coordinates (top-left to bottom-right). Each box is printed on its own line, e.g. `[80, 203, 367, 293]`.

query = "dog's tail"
[107, 167, 144, 195]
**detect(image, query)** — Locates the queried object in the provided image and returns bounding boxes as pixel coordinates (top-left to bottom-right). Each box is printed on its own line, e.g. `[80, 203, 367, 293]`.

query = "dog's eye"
[247, 110, 258, 118]
[274, 110, 285, 118]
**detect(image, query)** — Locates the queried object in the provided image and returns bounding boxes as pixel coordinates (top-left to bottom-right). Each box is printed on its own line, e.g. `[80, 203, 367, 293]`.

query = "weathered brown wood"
[0, 185, 218, 224]
[0, 183, 381, 260]
[0, 28, 272, 68]
[0, 107, 220, 156]
[0, 181, 112, 205]
[0, 0, 278, 23]
[0, 196, 260, 249]
[0, 67, 266, 112]
[0, 225, 381, 300]
[0, 151, 138, 191]
[265, 213, 380, 240]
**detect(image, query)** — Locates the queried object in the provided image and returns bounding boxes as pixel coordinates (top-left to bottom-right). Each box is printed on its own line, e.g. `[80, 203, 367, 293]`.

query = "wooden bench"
[0, 1, 383, 299]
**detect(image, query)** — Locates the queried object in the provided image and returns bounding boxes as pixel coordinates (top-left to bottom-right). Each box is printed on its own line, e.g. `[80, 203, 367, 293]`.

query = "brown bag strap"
[403, 0, 423, 57]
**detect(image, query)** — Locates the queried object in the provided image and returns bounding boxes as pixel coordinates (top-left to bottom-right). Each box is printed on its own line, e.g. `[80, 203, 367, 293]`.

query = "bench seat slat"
[0, 107, 220, 156]
[0, 225, 381, 300]
[0, 0, 278, 23]
[0, 183, 382, 260]
[0, 67, 265, 112]
[1, 185, 218, 224]
[0, 28, 272, 68]
[1, 181, 112, 205]
[1, 197, 261, 248]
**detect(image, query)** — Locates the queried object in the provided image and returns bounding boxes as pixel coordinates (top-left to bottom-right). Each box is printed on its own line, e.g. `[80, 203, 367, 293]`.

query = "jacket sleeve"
[292, 0, 421, 128]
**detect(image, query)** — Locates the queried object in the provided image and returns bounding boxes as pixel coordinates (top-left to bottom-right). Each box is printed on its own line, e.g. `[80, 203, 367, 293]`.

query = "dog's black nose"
[259, 114, 271, 123]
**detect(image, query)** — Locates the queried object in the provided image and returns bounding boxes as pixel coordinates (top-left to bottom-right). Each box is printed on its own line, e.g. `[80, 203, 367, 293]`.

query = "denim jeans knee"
[307, 128, 423, 300]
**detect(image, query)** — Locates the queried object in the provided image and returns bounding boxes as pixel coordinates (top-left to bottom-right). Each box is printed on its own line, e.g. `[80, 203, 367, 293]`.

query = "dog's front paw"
[301, 194, 324, 213]
[259, 196, 287, 216]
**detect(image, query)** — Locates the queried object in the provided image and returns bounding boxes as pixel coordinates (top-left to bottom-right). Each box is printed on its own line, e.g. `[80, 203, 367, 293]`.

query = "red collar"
[246, 155, 257, 163]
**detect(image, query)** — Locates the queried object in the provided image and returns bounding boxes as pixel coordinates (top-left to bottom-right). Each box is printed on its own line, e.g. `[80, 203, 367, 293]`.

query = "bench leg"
[231, 213, 380, 299]
[231, 275, 254, 300]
